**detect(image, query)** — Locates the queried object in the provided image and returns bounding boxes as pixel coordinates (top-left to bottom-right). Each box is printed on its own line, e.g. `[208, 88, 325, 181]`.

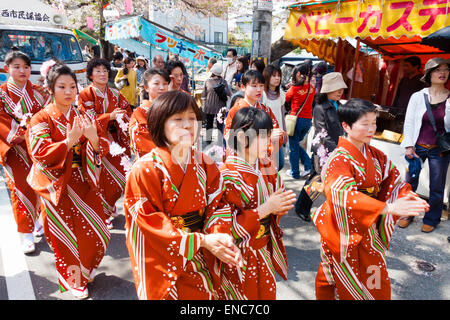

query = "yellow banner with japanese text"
[284, 0, 450, 40]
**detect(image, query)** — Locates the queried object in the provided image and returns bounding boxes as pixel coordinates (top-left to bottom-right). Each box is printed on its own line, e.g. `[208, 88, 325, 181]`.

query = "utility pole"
[251, 0, 273, 65]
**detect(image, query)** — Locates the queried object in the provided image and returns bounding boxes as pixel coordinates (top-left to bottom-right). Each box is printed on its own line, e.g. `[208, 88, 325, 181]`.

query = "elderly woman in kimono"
[26, 63, 111, 299]
[124, 90, 242, 300]
[312, 98, 429, 300]
[78, 58, 132, 225]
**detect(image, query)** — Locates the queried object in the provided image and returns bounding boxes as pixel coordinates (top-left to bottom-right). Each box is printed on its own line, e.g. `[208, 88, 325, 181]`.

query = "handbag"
[285, 85, 311, 136]
[423, 93, 450, 155]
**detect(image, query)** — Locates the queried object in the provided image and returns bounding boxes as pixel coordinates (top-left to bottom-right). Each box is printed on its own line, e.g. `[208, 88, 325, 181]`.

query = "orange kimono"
[78, 85, 132, 216]
[312, 137, 412, 300]
[224, 99, 285, 154]
[217, 154, 288, 300]
[128, 99, 156, 159]
[0, 79, 49, 233]
[124, 147, 231, 300]
[26, 103, 111, 292]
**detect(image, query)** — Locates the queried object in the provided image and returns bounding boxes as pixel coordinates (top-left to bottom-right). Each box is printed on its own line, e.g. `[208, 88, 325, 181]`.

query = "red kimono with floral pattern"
[124, 147, 231, 300]
[0, 79, 49, 233]
[78, 85, 132, 216]
[312, 137, 412, 300]
[26, 102, 111, 292]
[217, 154, 288, 300]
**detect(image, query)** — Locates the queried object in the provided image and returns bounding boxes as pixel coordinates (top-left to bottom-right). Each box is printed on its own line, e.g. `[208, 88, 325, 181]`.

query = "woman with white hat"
[201, 63, 231, 145]
[400, 57, 450, 233]
[294, 72, 348, 221]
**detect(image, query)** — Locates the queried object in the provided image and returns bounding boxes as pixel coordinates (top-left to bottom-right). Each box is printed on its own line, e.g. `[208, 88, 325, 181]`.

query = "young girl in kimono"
[0, 49, 50, 253]
[26, 63, 111, 299]
[124, 90, 243, 300]
[78, 58, 133, 224]
[312, 98, 430, 300]
[129, 68, 170, 159]
[218, 107, 296, 300]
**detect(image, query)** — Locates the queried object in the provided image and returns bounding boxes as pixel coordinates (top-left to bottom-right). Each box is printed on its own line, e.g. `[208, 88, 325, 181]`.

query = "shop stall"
[284, 0, 450, 207]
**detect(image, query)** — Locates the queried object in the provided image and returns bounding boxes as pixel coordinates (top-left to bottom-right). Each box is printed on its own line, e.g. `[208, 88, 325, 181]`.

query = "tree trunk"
[270, 36, 297, 62]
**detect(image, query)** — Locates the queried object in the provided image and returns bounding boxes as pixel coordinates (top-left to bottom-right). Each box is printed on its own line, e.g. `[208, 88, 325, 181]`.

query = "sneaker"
[22, 233, 35, 254]
[300, 169, 311, 178]
[106, 217, 114, 230]
[295, 210, 312, 222]
[286, 170, 300, 179]
[71, 286, 89, 300]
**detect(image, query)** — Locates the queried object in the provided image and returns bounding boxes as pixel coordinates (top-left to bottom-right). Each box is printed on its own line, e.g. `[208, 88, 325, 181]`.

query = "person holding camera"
[115, 57, 138, 109]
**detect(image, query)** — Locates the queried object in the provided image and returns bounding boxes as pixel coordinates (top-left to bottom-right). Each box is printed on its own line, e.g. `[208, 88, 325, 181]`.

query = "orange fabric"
[285, 83, 315, 119]
[0, 80, 49, 233]
[312, 137, 412, 300]
[216, 155, 288, 300]
[26, 102, 111, 291]
[129, 99, 156, 159]
[78, 85, 132, 215]
[124, 147, 231, 300]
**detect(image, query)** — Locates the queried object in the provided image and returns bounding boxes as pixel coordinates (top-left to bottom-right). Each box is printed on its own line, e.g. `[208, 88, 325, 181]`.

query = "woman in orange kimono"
[78, 58, 132, 221]
[129, 68, 169, 159]
[124, 90, 242, 300]
[218, 107, 296, 300]
[312, 99, 429, 300]
[26, 63, 111, 299]
[0, 50, 50, 253]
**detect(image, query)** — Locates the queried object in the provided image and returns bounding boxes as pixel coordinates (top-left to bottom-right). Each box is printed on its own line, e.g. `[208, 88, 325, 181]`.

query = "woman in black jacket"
[295, 72, 348, 221]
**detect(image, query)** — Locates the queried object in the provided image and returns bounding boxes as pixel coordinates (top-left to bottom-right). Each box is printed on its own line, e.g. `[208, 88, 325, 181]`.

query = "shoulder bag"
[423, 93, 450, 155]
[285, 85, 311, 136]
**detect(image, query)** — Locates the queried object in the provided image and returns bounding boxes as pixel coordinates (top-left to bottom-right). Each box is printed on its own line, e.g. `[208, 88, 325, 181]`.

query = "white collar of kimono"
[173, 147, 191, 173]
[64, 105, 73, 120]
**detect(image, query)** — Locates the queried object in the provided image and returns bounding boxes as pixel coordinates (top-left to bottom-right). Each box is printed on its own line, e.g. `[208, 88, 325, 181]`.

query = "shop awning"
[284, 0, 450, 60]
[73, 29, 99, 46]
[105, 16, 220, 66]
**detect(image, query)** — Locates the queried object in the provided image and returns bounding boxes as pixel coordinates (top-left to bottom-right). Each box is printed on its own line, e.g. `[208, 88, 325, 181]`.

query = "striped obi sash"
[170, 209, 205, 233]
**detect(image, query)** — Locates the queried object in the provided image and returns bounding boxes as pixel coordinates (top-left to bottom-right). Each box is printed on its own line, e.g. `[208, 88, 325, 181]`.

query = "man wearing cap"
[400, 57, 450, 233]
[294, 72, 348, 221]
[202, 63, 231, 145]
[392, 56, 425, 111]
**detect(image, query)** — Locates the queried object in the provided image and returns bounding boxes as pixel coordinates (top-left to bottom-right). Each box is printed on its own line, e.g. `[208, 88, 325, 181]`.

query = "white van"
[0, 0, 87, 87]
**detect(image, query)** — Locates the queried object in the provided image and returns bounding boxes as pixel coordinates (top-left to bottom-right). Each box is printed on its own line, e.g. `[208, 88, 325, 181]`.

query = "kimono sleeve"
[26, 112, 69, 170]
[221, 168, 261, 248]
[124, 163, 206, 272]
[319, 153, 387, 262]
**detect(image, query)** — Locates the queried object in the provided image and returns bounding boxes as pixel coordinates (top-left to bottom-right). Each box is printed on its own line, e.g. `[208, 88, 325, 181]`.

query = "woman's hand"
[109, 108, 128, 120]
[81, 115, 100, 152]
[257, 188, 297, 219]
[201, 233, 243, 268]
[405, 146, 419, 159]
[383, 193, 430, 217]
[66, 116, 84, 149]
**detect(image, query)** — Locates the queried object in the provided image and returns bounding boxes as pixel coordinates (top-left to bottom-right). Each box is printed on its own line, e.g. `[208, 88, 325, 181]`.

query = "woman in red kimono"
[124, 90, 242, 300]
[26, 63, 111, 299]
[0, 50, 50, 253]
[78, 58, 132, 222]
[217, 107, 296, 300]
[129, 68, 169, 159]
[312, 98, 429, 300]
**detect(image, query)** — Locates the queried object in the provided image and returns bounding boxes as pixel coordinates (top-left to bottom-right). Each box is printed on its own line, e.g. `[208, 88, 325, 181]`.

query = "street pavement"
[0, 130, 449, 300]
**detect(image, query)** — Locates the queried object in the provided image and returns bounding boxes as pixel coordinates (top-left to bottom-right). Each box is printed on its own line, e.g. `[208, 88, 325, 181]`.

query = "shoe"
[106, 219, 113, 230]
[71, 286, 89, 300]
[398, 219, 412, 228]
[286, 170, 300, 179]
[300, 169, 311, 178]
[421, 224, 435, 233]
[22, 233, 35, 254]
